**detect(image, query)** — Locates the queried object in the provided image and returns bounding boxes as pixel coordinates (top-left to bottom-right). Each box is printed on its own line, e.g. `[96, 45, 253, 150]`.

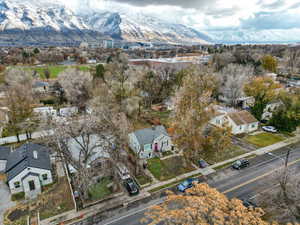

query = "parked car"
[177, 178, 198, 192]
[232, 159, 250, 170]
[198, 159, 209, 168]
[262, 126, 277, 133]
[124, 178, 139, 196]
[242, 199, 258, 208]
[116, 163, 131, 180]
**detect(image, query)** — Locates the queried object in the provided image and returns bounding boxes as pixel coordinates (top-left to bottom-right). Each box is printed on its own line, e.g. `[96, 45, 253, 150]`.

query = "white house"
[34, 107, 57, 118]
[262, 100, 283, 121]
[59, 107, 78, 117]
[128, 126, 173, 159]
[210, 110, 259, 135]
[5, 143, 53, 199]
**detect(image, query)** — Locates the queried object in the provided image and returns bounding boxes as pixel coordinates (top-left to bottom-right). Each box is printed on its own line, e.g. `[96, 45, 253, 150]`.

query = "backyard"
[147, 156, 195, 181]
[245, 132, 285, 148]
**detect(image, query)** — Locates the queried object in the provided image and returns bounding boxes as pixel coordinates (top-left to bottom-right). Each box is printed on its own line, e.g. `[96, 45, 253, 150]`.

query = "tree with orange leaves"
[143, 183, 278, 225]
[172, 66, 217, 162]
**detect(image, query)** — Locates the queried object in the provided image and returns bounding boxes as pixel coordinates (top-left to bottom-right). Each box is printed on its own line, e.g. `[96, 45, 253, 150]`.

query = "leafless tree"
[257, 149, 300, 223]
[4, 69, 36, 141]
[58, 68, 93, 111]
[285, 48, 300, 74]
[47, 112, 128, 200]
[218, 64, 253, 106]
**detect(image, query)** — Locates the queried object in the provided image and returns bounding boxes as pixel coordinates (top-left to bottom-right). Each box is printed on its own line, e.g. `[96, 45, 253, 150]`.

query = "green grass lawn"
[88, 177, 112, 201]
[136, 175, 152, 186]
[10, 65, 92, 79]
[147, 156, 195, 181]
[245, 132, 285, 148]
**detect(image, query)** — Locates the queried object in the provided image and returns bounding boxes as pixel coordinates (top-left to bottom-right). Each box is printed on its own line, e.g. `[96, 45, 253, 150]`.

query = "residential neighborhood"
[0, 22, 300, 225]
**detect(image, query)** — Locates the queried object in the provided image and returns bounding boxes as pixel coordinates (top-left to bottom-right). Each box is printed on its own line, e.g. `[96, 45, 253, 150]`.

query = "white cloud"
[56, 0, 300, 31]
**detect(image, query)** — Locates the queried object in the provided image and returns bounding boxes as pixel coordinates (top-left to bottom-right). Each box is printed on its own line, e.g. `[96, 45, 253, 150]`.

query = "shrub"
[11, 192, 25, 201]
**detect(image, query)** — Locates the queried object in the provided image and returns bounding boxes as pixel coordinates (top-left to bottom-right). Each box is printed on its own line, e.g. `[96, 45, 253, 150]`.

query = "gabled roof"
[133, 126, 169, 146]
[227, 110, 258, 126]
[5, 143, 51, 181]
[0, 146, 10, 160]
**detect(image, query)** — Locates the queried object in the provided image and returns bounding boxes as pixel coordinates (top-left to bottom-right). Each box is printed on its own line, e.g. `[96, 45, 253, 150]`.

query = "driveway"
[0, 180, 15, 223]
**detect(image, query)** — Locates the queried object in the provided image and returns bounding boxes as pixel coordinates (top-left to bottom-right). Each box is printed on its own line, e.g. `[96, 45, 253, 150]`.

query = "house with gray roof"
[128, 126, 173, 159]
[4, 143, 53, 199]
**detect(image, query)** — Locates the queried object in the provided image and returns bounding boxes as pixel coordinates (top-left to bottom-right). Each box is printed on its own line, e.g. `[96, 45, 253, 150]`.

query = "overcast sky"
[58, 0, 300, 31]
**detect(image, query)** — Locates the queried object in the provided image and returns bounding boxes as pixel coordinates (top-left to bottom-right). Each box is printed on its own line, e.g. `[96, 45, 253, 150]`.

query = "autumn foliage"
[144, 183, 278, 225]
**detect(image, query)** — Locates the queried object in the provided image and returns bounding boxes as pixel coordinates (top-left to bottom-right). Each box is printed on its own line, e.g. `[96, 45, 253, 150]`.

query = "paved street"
[99, 144, 300, 225]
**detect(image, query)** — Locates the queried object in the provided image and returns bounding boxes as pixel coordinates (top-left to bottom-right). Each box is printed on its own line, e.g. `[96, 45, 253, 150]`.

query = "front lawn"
[88, 177, 113, 201]
[205, 146, 247, 165]
[245, 132, 285, 148]
[4, 177, 74, 224]
[147, 156, 195, 181]
[136, 174, 152, 186]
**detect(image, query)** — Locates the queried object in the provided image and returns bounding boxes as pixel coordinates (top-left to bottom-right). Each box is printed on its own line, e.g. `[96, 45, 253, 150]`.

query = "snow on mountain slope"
[118, 12, 211, 44]
[0, 0, 211, 45]
[204, 29, 300, 44]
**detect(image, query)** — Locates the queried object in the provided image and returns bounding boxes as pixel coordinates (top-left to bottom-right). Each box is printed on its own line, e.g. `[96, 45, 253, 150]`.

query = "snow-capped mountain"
[0, 0, 211, 45]
[204, 29, 300, 44]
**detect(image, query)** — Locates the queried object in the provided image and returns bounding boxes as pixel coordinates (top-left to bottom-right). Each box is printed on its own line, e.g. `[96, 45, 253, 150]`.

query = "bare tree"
[285, 48, 300, 74]
[218, 64, 253, 106]
[58, 68, 93, 111]
[258, 149, 300, 223]
[4, 69, 36, 141]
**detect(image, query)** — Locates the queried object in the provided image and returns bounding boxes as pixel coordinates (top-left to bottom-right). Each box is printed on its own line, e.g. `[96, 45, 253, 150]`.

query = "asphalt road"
[99, 144, 300, 225]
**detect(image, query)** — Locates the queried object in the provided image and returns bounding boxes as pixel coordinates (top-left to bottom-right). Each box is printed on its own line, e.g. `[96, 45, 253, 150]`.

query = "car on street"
[124, 178, 139, 196]
[242, 199, 258, 208]
[198, 159, 209, 168]
[232, 159, 250, 170]
[262, 126, 277, 133]
[177, 178, 198, 192]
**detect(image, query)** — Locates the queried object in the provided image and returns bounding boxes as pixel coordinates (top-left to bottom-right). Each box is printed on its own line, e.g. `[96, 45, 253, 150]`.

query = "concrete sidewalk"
[144, 133, 300, 192]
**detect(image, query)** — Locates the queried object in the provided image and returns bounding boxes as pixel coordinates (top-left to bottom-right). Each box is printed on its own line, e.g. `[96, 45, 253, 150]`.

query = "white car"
[262, 126, 277, 133]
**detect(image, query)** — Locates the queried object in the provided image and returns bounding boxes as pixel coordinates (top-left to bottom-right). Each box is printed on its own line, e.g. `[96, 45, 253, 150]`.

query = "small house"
[34, 107, 57, 118]
[210, 110, 259, 135]
[5, 143, 53, 199]
[262, 100, 283, 121]
[59, 107, 78, 117]
[128, 126, 173, 159]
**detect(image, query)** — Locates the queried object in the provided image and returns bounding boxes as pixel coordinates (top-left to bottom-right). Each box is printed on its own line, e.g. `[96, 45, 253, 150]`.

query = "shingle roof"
[133, 126, 169, 146]
[227, 110, 258, 126]
[0, 146, 10, 160]
[5, 143, 51, 181]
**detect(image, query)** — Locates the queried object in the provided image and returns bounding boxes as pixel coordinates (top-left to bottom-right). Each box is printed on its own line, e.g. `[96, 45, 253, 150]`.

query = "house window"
[240, 126, 242, 130]
[251, 124, 256, 128]
[216, 119, 220, 124]
[14, 181, 20, 188]
[42, 174, 48, 181]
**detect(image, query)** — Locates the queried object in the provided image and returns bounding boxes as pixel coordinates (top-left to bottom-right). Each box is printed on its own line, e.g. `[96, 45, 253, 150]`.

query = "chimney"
[33, 150, 38, 159]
